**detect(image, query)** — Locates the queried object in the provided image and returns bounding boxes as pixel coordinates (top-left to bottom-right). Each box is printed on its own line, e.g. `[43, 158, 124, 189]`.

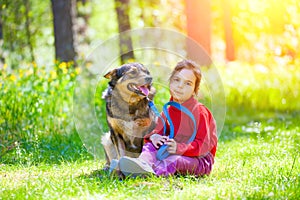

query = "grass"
[1, 61, 300, 199]
[1, 111, 299, 199]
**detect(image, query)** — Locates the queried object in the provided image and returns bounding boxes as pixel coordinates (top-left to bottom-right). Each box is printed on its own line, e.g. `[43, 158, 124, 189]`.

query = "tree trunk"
[115, 0, 134, 64]
[0, 17, 2, 40]
[185, 0, 212, 66]
[0, 13, 3, 64]
[23, 0, 35, 63]
[51, 0, 76, 62]
[75, 0, 90, 38]
[222, 0, 235, 61]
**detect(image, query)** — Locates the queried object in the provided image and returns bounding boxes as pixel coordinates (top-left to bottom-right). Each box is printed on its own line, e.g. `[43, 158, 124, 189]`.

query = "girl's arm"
[175, 105, 217, 157]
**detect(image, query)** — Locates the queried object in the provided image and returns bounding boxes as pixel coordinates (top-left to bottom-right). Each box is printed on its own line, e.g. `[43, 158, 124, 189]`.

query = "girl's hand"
[150, 134, 168, 148]
[165, 138, 177, 154]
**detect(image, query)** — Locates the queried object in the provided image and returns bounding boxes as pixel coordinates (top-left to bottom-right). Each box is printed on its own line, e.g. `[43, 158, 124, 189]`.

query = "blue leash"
[149, 101, 197, 161]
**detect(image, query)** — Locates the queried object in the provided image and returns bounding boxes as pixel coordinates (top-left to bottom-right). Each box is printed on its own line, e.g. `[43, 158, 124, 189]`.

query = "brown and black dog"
[101, 63, 157, 169]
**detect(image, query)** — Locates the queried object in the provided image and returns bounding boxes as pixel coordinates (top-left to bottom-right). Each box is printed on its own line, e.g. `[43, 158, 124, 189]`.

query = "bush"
[0, 62, 80, 161]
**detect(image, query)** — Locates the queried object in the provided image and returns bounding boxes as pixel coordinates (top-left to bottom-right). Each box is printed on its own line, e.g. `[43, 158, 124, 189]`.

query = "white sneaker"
[119, 156, 155, 177]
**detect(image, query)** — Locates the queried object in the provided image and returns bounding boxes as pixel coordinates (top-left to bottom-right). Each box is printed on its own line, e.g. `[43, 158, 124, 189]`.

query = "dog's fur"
[101, 63, 156, 168]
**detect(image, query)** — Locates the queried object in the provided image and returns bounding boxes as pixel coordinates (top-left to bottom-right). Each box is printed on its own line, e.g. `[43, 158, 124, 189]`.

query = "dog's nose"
[145, 77, 152, 83]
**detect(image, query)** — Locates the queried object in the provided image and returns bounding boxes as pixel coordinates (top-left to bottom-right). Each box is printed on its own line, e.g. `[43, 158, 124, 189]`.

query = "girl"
[119, 60, 218, 177]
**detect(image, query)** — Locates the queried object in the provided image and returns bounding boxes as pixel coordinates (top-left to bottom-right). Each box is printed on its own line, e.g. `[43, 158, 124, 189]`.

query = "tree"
[0, 0, 36, 68]
[75, 0, 92, 46]
[0, 9, 5, 64]
[114, 0, 134, 64]
[222, 0, 235, 61]
[0, 16, 2, 40]
[23, 0, 35, 63]
[0, 9, 3, 64]
[51, 0, 76, 62]
[185, 0, 212, 66]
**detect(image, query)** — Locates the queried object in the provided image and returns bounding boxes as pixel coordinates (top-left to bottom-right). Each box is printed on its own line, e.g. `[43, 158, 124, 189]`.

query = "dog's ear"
[104, 66, 130, 80]
[104, 68, 123, 88]
[104, 69, 117, 80]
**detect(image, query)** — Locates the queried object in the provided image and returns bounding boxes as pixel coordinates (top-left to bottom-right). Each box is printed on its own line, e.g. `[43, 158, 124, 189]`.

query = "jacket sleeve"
[175, 105, 217, 157]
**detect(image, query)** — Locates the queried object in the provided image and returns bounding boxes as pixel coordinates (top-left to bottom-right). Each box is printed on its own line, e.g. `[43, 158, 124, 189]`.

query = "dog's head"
[104, 63, 155, 103]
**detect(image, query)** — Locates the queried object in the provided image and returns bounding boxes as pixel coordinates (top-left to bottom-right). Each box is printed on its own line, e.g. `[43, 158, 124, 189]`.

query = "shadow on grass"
[78, 168, 116, 181]
[1, 108, 299, 167]
[78, 166, 210, 185]
[0, 130, 97, 166]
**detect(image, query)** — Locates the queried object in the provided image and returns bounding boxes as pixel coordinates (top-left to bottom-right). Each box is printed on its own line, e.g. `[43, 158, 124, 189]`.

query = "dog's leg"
[101, 132, 126, 178]
[117, 137, 127, 158]
[101, 132, 118, 165]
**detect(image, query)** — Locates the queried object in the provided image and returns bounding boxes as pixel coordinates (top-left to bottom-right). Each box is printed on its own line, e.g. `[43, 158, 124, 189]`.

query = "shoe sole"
[119, 157, 154, 177]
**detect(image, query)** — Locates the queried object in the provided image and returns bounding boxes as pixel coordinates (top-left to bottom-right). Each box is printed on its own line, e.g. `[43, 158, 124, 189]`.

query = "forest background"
[0, 0, 299, 199]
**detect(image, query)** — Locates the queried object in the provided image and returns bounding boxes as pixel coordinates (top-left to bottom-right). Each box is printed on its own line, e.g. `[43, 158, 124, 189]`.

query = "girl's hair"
[169, 60, 202, 95]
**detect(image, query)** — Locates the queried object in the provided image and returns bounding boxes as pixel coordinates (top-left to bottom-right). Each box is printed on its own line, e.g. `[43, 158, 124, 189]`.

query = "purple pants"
[139, 142, 214, 177]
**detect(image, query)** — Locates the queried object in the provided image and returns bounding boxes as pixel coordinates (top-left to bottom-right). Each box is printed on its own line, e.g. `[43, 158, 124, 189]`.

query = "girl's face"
[169, 69, 196, 104]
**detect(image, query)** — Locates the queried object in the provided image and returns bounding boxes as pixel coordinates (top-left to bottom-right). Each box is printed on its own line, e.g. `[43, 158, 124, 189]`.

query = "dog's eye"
[129, 69, 138, 75]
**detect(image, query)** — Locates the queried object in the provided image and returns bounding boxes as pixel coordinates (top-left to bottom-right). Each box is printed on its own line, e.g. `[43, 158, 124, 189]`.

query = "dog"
[101, 63, 157, 170]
